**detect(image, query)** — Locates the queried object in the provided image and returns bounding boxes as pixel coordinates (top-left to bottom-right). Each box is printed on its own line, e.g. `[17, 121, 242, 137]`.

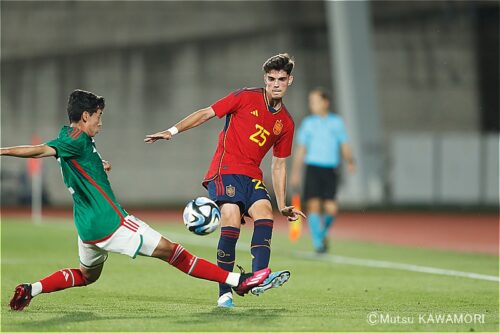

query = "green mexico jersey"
[46, 126, 127, 242]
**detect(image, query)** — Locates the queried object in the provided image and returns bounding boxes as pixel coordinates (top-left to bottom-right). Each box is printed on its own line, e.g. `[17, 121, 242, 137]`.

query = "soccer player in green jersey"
[1, 89, 270, 311]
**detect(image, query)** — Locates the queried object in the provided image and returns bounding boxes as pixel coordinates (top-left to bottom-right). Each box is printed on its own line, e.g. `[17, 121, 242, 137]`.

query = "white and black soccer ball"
[183, 197, 221, 236]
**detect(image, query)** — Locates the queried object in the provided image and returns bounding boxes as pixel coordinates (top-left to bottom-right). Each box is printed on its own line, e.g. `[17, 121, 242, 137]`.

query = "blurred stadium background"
[1, 0, 498, 210]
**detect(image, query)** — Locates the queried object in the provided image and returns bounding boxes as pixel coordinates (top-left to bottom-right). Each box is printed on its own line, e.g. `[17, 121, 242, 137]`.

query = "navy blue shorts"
[206, 174, 271, 216]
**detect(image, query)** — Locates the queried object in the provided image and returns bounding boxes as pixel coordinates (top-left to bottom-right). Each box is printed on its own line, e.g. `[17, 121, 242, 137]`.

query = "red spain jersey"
[203, 87, 295, 184]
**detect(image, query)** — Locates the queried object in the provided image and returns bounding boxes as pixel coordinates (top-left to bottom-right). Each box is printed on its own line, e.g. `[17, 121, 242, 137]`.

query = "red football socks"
[40, 268, 87, 293]
[168, 244, 230, 284]
[37, 245, 232, 295]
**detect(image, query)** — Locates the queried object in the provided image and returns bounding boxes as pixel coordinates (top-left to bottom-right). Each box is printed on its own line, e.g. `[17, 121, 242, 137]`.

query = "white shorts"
[78, 215, 163, 268]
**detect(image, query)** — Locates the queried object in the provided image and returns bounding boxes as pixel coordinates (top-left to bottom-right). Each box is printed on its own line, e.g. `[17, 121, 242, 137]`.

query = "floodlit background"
[1, 0, 498, 209]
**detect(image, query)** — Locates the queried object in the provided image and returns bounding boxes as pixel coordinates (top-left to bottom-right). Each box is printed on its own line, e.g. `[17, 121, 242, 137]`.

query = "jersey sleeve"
[273, 121, 295, 158]
[45, 135, 85, 159]
[337, 118, 348, 144]
[211, 89, 244, 118]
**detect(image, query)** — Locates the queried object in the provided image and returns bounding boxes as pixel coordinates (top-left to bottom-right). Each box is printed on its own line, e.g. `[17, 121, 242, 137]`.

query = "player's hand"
[144, 131, 173, 143]
[102, 160, 112, 172]
[280, 205, 306, 222]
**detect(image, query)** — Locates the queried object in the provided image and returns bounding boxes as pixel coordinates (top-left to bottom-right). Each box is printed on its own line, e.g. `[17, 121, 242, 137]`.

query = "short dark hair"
[67, 89, 105, 123]
[310, 87, 331, 102]
[262, 53, 295, 75]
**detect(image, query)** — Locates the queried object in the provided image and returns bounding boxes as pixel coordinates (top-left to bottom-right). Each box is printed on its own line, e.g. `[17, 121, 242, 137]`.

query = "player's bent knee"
[80, 267, 103, 285]
[220, 218, 241, 228]
[248, 199, 273, 220]
[151, 237, 175, 261]
[83, 275, 98, 285]
[220, 204, 242, 228]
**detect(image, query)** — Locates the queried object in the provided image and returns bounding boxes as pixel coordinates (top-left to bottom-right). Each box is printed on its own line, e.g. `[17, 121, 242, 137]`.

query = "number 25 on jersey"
[249, 124, 270, 147]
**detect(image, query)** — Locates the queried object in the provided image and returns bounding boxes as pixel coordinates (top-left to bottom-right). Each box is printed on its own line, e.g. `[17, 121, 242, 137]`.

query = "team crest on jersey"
[273, 120, 283, 135]
[226, 185, 236, 197]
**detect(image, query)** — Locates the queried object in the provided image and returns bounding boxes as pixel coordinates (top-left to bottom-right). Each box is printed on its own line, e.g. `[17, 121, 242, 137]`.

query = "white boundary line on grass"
[293, 251, 500, 282]
[24, 224, 496, 283]
[165, 231, 499, 283]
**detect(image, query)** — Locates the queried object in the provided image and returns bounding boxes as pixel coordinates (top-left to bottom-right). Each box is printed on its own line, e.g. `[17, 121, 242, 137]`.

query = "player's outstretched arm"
[0, 144, 56, 158]
[144, 107, 216, 143]
[272, 156, 307, 222]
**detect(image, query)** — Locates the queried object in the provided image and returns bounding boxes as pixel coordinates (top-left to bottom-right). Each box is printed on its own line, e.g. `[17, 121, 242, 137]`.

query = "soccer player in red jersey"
[2, 90, 270, 312]
[145, 54, 306, 308]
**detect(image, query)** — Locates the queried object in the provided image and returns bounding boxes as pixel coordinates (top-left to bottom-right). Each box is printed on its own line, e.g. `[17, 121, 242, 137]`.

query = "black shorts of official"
[303, 165, 339, 201]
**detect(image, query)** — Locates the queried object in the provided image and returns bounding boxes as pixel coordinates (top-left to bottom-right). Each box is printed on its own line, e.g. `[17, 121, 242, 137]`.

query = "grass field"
[1, 217, 498, 332]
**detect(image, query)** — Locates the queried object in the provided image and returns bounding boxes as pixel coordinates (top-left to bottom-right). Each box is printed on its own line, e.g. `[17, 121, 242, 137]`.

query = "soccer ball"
[183, 197, 221, 236]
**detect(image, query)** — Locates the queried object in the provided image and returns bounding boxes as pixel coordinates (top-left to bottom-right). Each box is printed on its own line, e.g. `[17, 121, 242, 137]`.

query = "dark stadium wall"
[1, 1, 497, 207]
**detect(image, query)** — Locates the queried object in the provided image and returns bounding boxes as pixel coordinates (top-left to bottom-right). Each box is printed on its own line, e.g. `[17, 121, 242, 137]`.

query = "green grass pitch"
[1, 217, 498, 332]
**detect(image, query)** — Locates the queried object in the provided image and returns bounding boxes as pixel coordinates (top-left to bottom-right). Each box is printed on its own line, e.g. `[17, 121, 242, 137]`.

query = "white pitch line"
[293, 252, 500, 282]
[163, 230, 499, 283]
[15, 225, 497, 283]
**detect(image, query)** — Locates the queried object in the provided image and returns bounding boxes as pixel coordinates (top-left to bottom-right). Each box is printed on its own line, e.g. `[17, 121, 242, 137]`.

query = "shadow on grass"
[4, 306, 291, 332]
[3, 311, 98, 331]
[171, 307, 290, 327]
[4, 310, 176, 332]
